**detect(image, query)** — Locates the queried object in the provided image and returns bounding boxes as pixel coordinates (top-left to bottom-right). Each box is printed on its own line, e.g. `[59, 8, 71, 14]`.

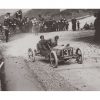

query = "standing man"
[77, 21, 80, 30]
[15, 10, 22, 21]
[38, 14, 44, 32]
[12, 18, 17, 33]
[65, 21, 69, 31]
[31, 17, 38, 35]
[0, 23, 3, 34]
[3, 13, 10, 42]
[94, 11, 100, 41]
[72, 18, 77, 31]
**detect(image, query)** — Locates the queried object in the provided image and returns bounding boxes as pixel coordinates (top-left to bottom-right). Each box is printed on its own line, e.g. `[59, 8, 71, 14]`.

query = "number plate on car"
[63, 48, 73, 56]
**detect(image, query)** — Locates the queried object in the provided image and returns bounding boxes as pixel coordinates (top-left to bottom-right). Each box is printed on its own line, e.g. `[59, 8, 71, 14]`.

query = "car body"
[50, 44, 83, 67]
[30, 43, 83, 68]
[52, 45, 77, 61]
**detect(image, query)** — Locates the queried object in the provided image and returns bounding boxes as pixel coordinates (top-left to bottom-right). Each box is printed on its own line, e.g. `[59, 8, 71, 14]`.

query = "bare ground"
[1, 33, 75, 91]
[4, 56, 44, 91]
[26, 60, 75, 91]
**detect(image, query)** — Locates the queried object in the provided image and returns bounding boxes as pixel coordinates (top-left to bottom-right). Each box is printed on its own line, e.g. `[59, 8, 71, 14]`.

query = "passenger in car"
[47, 35, 59, 48]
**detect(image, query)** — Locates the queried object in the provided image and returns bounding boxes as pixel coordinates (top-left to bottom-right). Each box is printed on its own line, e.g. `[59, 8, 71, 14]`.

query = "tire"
[76, 48, 83, 64]
[50, 51, 58, 68]
[32, 50, 35, 62]
[28, 48, 35, 62]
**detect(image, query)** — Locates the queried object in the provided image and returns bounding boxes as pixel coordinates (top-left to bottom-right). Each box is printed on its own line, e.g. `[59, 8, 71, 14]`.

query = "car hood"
[52, 45, 66, 50]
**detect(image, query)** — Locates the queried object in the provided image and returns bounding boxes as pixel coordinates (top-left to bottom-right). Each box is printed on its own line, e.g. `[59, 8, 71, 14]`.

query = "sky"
[60, 9, 66, 12]
[0, 9, 29, 16]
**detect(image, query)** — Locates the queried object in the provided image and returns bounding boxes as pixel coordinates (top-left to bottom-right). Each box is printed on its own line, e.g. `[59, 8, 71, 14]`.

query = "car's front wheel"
[50, 51, 58, 68]
[76, 48, 83, 64]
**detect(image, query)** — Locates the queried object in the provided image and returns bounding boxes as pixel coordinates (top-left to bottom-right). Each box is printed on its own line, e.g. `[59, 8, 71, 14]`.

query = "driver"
[47, 35, 59, 48]
[37, 35, 50, 57]
[38, 35, 49, 50]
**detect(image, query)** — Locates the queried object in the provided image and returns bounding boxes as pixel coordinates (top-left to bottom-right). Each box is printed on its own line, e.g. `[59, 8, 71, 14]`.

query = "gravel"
[26, 60, 75, 91]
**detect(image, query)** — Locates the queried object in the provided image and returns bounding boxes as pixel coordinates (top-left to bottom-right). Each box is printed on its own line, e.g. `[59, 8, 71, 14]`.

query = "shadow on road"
[55, 64, 100, 72]
[0, 65, 7, 91]
[9, 33, 29, 42]
[73, 35, 100, 47]
[39, 59, 76, 66]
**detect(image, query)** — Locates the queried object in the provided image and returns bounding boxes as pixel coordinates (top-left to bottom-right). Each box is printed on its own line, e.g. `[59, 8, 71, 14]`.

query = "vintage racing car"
[30, 41, 83, 68]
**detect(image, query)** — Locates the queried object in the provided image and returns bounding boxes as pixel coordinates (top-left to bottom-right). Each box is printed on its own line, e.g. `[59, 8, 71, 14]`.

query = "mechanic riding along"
[30, 35, 83, 68]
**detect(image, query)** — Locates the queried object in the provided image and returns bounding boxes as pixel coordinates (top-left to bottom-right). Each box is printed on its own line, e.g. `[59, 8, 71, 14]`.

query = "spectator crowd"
[0, 9, 95, 42]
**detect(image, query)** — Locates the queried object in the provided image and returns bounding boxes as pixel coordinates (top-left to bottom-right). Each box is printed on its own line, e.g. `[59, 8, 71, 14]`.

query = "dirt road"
[4, 57, 44, 91]
[2, 33, 75, 91]
[54, 30, 100, 91]
[2, 16, 100, 91]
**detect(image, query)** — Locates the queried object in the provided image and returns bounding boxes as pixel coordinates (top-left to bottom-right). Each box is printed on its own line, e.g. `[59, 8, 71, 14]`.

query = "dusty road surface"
[2, 33, 75, 91]
[2, 16, 100, 91]
[4, 57, 44, 91]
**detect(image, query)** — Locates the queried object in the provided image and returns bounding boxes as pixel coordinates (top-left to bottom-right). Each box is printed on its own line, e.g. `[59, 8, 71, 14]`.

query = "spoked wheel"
[28, 48, 35, 62]
[32, 50, 35, 62]
[76, 48, 83, 64]
[50, 51, 58, 68]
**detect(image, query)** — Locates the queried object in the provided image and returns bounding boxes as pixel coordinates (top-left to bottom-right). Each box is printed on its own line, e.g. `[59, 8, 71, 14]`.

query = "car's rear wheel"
[50, 51, 58, 68]
[76, 48, 83, 64]
[32, 50, 35, 62]
[28, 48, 35, 62]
